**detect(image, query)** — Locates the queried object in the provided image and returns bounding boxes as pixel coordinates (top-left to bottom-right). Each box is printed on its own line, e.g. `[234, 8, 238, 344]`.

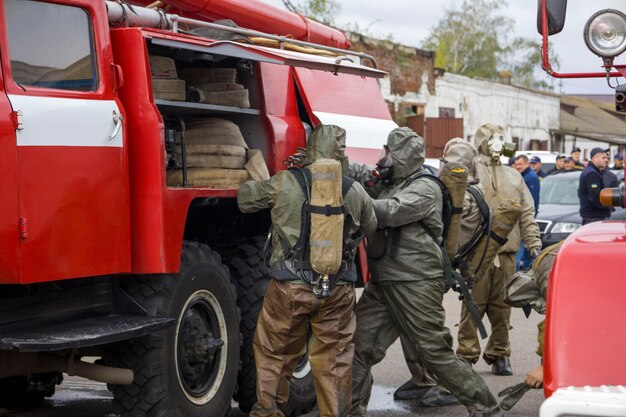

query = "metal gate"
[406, 116, 464, 158]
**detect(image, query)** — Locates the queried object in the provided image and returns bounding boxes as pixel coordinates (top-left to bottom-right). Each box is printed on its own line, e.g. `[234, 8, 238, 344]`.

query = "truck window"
[4, 0, 98, 92]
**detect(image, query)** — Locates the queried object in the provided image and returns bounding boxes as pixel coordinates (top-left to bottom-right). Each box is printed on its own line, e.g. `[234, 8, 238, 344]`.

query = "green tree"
[423, 0, 558, 91]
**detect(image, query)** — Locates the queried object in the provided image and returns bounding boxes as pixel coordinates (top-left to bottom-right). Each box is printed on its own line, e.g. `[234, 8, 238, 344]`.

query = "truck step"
[0, 314, 175, 352]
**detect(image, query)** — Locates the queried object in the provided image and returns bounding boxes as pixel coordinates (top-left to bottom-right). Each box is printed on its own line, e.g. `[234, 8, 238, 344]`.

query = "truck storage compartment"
[166, 117, 256, 188]
[147, 43, 269, 189]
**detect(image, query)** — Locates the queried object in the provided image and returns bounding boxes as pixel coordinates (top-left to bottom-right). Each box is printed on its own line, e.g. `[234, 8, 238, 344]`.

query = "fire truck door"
[0, 45, 19, 283]
[1, 0, 131, 283]
[293, 68, 398, 164]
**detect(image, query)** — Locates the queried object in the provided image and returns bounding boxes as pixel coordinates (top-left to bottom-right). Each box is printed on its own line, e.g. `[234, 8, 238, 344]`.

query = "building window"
[5, 0, 98, 92]
[403, 104, 419, 116]
[439, 107, 455, 118]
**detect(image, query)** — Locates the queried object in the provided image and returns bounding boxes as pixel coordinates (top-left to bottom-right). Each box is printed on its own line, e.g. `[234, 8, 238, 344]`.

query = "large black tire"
[106, 242, 239, 417]
[227, 237, 316, 416]
[0, 372, 62, 406]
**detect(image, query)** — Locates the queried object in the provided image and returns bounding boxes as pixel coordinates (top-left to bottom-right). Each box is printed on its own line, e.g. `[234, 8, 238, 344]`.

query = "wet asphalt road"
[1, 291, 545, 417]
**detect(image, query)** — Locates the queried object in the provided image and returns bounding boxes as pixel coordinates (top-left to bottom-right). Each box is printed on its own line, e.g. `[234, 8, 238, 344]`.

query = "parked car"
[536, 170, 625, 247]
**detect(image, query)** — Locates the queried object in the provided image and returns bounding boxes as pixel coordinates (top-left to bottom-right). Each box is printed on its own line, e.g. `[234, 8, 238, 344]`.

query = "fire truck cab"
[0, 1, 395, 415]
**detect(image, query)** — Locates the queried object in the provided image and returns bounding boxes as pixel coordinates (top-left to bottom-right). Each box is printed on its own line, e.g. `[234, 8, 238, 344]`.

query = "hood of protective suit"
[443, 137, 479, 182]
[303, 124, 348, 174]
[387, 127, 425, 181]
[475, 123, 506, 160]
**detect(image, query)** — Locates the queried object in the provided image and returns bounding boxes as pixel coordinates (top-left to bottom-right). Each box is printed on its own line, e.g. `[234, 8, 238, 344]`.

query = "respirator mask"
[367, 146, 394, 186]
[487, 133, 517, 160]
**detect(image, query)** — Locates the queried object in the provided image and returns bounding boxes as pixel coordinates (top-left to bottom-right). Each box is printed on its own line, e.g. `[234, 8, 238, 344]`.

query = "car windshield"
[540, 175, 579, 205]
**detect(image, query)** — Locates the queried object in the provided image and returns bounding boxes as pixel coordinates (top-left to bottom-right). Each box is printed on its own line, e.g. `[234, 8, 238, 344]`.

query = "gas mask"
[486, 133, 517, 161]
[487, 133, 506, 160]
[367, 146, 394, 186]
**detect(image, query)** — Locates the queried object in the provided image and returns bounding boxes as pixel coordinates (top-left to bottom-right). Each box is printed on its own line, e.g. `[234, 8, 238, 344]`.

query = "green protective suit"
[349, 128, 501, 416]
[237, 124, 377, 417]
[398, 138, 487, 395]
[503, 242, 561, 357]
[457, 124, 542, 366]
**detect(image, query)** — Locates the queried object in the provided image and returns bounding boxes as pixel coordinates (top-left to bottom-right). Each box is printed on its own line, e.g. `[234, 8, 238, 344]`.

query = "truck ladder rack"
[106, 1, 378, 69]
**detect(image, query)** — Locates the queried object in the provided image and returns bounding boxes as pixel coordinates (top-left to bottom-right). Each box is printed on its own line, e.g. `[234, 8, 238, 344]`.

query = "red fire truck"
[0, 1, 395, 416]
[538, 1, 626, 415]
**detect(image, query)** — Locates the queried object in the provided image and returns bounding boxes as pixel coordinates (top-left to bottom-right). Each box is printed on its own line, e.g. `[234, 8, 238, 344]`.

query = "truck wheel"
[227, 237, 316, 416]
[107, 242, 239, 417]
[0, 372, 62, 406]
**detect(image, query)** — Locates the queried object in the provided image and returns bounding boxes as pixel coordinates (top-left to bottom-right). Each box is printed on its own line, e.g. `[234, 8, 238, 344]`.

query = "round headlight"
[584, 9, 626, 59]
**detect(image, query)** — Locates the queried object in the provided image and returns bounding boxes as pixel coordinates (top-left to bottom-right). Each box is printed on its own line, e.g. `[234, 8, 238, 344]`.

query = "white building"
[380, 72, 561, 156]
[555, 95, 626, 163]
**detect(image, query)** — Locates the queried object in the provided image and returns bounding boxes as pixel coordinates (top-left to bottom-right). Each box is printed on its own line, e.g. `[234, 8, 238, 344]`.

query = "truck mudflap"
[0, 315, 175, 352]
[540, 385, 626, 417]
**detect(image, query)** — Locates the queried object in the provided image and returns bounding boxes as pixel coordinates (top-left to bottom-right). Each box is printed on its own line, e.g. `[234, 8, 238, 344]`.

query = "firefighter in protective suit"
[237, 124, 377, 417]
[394, 138, 486, 405]
[348, 127, 503, 417]
[456, 124, 542, 375]
[497, 242, 561, 410]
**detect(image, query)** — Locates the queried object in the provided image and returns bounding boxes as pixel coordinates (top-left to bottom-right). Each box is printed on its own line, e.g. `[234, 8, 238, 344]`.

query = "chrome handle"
[107, 110, 123, 141]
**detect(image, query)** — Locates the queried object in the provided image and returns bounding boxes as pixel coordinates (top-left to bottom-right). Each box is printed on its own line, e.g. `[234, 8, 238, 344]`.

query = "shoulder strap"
[342, 175, 355, 198]
[454, 184, 492, 272]
[282, 168, 311, 262]
[402, 171, 452, 242]
[400, 170, 461, 284]
[285, 168, 361, 262]
[289, 167, 311, 199]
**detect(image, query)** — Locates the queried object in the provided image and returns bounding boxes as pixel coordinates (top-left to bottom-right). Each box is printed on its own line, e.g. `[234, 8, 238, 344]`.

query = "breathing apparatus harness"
[278, 167, 364, 298]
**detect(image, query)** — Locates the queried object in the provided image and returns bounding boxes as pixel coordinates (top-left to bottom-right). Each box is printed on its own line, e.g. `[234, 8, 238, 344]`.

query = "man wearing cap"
[571, 147, 584, 168]
[530, 156, 547, 179]
[563, 157, 582, 171]
[611, 153, 624, 170]
[547, 155, 566, 175]
[578, 147, 611, 225]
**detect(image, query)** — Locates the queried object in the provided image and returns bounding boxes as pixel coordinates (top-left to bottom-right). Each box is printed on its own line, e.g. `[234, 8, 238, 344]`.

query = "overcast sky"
[261, 0, 624, 95]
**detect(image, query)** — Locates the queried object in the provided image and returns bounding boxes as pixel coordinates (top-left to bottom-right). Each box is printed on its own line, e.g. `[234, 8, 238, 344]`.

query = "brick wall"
[347, 32, 436, 97]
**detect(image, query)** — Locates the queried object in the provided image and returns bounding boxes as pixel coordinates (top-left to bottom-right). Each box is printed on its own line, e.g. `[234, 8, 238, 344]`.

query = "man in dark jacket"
[578, 147, 611, 225]
[571, 147, 584, 169]
[611, 153, 624, 170]
[515, 155, 540, 215]
[547, 155, 566, 175]
[530, 156, 547, 178]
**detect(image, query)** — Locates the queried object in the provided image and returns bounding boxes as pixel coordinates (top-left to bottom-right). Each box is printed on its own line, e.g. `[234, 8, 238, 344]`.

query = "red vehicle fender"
[543, 221, 626, 396]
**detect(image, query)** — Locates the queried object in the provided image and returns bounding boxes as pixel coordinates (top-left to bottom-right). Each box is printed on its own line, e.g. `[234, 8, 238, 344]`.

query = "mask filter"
[366, 146, 394, 186]
[503, 142, 517, 158]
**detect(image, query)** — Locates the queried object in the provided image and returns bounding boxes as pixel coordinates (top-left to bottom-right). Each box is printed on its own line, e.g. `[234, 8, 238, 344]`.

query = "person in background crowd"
[563, 157, 581, 171]
[611, 153, 624, 170]
[529, 156, 547, 179]
[514, 155, 540, 270]
[571, 147, 584, 168]
[547, 155, 566, 175]
[507, 157, 516, 167]
[578, 147, 611, 225]
[515, 155, 540, 215]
